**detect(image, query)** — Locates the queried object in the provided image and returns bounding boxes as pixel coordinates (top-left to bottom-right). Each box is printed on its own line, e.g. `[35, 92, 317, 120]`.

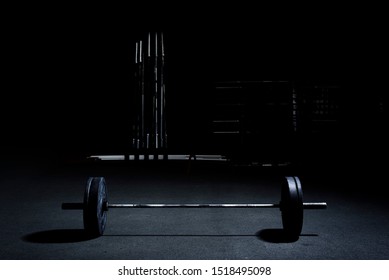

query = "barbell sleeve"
[302, 202, 327, 209]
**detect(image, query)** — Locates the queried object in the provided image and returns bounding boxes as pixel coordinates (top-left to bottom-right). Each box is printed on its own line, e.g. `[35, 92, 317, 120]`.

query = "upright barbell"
[62, 176, 327, 240]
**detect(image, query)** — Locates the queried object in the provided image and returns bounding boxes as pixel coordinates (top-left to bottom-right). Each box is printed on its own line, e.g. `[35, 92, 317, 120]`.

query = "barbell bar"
[61, 176, 327, 240]
[62, 202, 326, 209]
[110, 203, 282, 208]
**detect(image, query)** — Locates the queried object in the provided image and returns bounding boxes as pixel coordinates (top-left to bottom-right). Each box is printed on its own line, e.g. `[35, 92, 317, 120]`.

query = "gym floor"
[1, 156, 388, 260]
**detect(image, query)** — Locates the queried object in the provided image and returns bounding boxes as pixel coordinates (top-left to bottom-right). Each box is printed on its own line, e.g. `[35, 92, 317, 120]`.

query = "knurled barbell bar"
[62, 176, 327, 240]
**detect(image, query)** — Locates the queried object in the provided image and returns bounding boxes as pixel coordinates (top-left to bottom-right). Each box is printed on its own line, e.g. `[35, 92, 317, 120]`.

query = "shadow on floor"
[22, 229, 319, 244]
[22, 229, 97, 243]
[256, 229, 318, 243]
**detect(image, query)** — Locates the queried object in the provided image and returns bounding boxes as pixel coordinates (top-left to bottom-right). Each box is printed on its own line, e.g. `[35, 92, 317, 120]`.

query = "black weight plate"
[83, 177, 107, 236]
[280, 176, 303, 241]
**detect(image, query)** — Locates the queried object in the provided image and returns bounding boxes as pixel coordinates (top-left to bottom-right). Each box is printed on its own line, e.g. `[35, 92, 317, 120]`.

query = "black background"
[1, 9, 388, 260]
[2, 14, 387, 173]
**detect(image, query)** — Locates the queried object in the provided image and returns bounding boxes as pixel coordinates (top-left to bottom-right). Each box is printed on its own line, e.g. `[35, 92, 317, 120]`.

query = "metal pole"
[160, 32, 165, 149]
[62, 202, 327, 210]
[108, 202, 327, 209]
[109, 203, 280, 208]
[154, 32, 159, 150]
[140, 40, 144, 149]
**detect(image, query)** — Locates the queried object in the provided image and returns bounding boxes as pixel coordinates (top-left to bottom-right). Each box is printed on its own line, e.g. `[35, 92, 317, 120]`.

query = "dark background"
[2, 25, 387, 171]
[1, 13, 388, 259]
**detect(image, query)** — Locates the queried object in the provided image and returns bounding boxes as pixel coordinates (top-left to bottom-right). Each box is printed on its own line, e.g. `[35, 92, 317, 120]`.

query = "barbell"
[62, 176, 327, 240]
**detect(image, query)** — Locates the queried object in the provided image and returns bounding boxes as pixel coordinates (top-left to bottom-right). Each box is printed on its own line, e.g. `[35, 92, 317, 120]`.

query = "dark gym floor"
[1, 156, 388, 260]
